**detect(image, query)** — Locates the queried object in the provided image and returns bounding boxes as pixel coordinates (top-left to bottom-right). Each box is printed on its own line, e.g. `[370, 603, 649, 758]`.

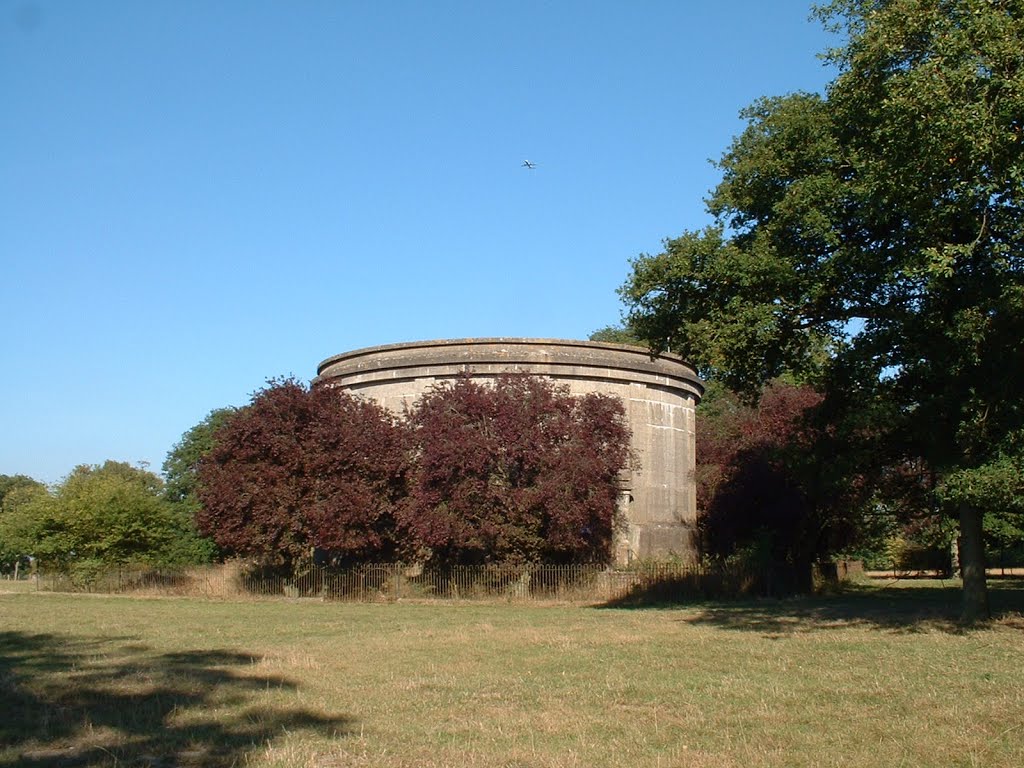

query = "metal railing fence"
[33, 560, 787, 603]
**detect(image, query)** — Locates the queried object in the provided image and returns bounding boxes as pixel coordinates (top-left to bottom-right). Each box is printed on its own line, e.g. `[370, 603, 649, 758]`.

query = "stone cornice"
[316, 338, 704, 400]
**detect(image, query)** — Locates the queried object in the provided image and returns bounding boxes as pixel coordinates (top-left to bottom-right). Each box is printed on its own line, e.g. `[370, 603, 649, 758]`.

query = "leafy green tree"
[0, 476, 51, 575]
[984, 507, 1024, 568]
[49, 462, 180, 569]
[162, 407, 239, 563]
[163, 407, 239, 509]
[938, 432, 1024, 567]
[0, 474, 45, 509]
[621, 0, 1023, 620]
[588, 325, 644, 346]
[0, 462, 195, 576]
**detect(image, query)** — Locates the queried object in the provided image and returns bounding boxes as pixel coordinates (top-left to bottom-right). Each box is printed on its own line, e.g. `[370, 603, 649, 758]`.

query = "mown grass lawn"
[1, 578, 1022, 767]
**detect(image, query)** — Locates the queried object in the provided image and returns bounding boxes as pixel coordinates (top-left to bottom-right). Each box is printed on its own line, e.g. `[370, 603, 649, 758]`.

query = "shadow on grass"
[600, 577, 1024, 636]
[0, 631, 351, 767]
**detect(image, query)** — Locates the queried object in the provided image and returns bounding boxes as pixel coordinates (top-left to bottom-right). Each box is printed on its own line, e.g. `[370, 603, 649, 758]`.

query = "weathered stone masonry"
[316, 338, 704, 564]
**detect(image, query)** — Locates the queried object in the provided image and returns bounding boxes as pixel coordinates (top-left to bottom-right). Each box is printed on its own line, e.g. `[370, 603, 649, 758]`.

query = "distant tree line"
[0, 463, 213, 582]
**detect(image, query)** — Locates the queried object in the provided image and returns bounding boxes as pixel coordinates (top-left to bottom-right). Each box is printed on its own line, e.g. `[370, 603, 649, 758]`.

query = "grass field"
[2, 578, 1022, 767]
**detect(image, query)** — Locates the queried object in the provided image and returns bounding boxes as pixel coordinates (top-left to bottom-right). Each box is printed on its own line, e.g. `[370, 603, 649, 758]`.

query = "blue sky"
[1, 0, 838, 485]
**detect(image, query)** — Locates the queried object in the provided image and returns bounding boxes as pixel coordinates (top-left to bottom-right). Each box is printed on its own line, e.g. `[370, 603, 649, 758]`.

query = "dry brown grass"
[2, 578, 1022, 767]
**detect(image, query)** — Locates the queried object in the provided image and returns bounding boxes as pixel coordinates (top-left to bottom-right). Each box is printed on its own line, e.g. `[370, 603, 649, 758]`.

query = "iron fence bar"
[31, 561, 782, 602]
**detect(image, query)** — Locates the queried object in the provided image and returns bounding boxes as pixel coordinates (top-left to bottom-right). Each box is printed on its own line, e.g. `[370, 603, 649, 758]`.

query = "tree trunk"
[958, 503, 990, 623]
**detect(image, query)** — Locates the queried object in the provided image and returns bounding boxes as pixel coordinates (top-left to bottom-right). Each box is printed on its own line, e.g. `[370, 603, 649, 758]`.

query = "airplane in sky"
[522, 160, 537, 169]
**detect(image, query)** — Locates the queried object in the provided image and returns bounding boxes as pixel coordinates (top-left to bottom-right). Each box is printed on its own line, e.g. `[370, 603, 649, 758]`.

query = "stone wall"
[316, 338, 704, 564]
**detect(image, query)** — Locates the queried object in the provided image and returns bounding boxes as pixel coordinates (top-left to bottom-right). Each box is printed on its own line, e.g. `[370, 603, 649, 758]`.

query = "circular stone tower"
[316, 338, 704, 564]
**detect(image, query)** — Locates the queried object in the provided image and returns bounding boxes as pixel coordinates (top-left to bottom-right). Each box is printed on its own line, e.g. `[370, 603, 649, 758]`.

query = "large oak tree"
[622, 0, 1023, 620]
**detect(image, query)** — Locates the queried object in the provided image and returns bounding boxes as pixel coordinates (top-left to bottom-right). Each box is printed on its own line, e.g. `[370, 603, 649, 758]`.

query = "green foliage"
[838, 503, 902, 569]
[621, 0, 1024, 618]
[877, 533, 952, 575]
[161, 407, 238, 564]
[161, 505, 219, 566]
[0, 462, 204, 574]
[587, 324, 644, 347]
[0, 477, 52, 573]
[162, 407, 239, 508]
[48, 462, 178, 567]
[939, 431, 1024, 564]
[936, 432, 1024, 514]
[984, 508, 1024, 563]
[0, 474, 45, 510]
